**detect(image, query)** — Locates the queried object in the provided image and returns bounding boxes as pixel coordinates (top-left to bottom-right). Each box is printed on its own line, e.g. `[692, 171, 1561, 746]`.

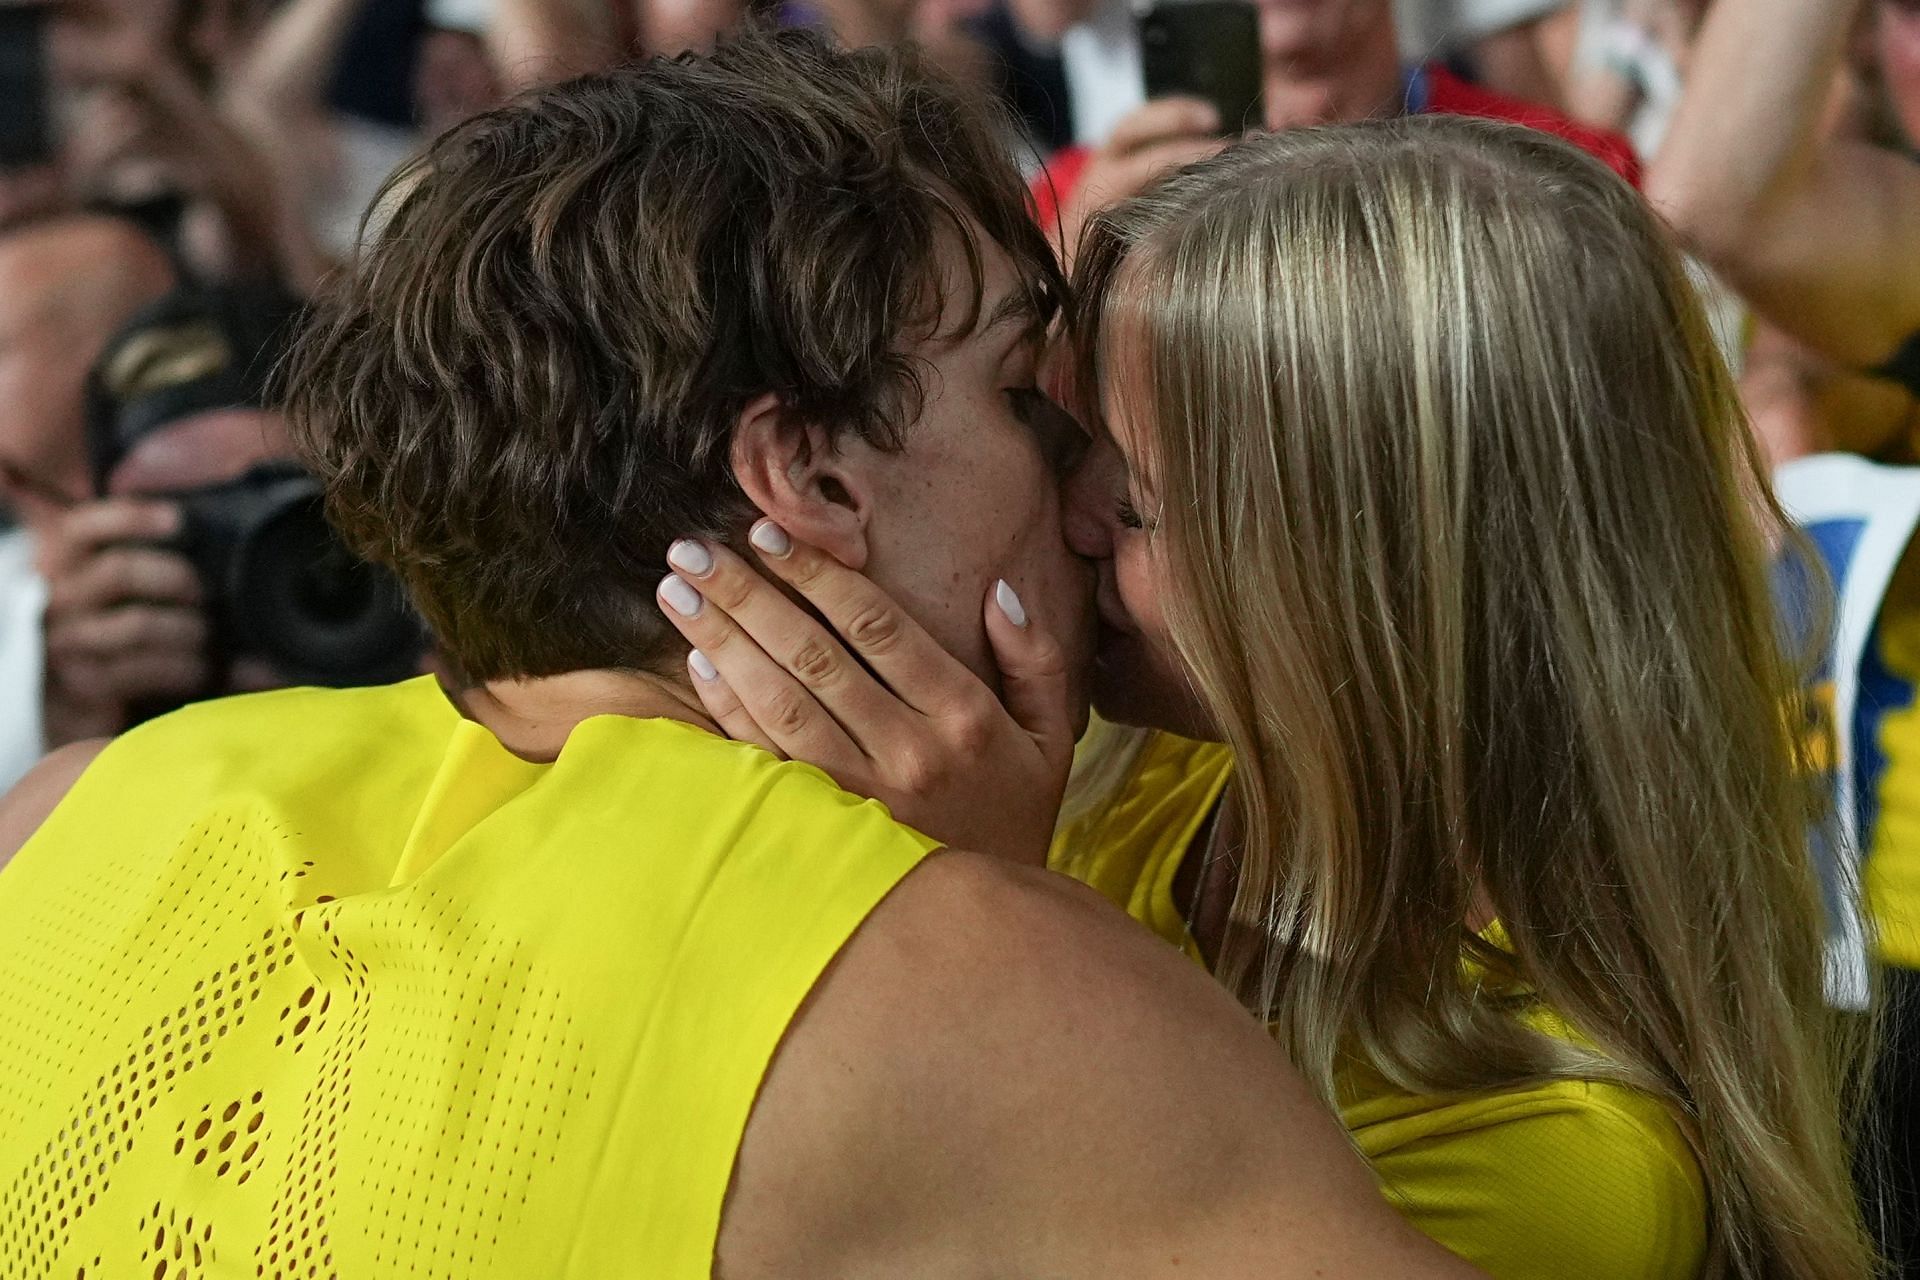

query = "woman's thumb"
[984, 579, 1076, 769]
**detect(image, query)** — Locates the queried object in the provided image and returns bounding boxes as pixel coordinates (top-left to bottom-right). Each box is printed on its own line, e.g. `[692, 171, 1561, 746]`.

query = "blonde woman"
[658, 115, 1874, 1279]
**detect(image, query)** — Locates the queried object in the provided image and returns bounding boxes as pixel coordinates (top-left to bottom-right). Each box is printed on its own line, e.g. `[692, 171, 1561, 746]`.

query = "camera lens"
[291, 539, 379, 627]
[232, 488, 422, 685]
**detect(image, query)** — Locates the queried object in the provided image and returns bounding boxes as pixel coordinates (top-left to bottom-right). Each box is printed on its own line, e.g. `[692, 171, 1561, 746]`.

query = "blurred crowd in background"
[0, 0, 1914, 786]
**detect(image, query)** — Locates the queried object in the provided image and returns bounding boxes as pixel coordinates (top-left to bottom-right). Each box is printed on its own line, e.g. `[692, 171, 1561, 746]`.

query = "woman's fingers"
[656, 569, 866, 770]
[658, 527, 1073, 864]
[737, 520, 982, 718]
[665, 534, 918, 740]
[34, 499, 183, 580]
[685, 650, 784, 758]
[983, 579, 1077, 772]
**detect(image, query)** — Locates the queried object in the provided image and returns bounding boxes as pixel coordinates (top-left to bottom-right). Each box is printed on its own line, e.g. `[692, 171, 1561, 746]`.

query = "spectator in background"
[1650, 0, 1920, 387]
[48, 7, 289, 284]
[1394, 0, 1576, 107]
[1652, 1, 1920, 1267]
[224, 0, 615, 290]
[1647, 0, 1920, 468]
[0, 219, 178, 521]
[30, 283, 327, 752]
[1879, 0, 1920, 149]
[0, 225, 319, 786]
[0, 216, 179, 789]
[1569, 0, 1912, 468]
[1564, 0, 1703, 154]
[1035, 0, 1637, 285]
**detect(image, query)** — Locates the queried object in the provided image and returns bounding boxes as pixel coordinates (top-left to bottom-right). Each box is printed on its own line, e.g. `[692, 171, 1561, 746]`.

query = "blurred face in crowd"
[0, 218, 176, 525]
[1254, 0, 1402, 130]
[1256, 0, 1390, 59]
[747, 231, 1095, 705]
[106, 408, 288, 499]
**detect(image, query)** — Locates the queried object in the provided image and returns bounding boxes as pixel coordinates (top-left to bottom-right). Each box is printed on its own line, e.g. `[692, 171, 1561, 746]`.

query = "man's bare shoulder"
[0, 739, 109, 874]
[718, 850, 1481, 1280]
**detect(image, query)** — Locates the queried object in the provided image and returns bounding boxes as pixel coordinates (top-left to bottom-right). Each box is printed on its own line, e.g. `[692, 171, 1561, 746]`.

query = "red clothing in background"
[1032, 64, 1642, 228]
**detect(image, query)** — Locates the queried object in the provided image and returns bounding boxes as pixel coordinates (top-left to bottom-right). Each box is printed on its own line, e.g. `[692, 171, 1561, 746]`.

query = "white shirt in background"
[0, 529, 47, 796]
[1060, 0, 1146, 147]
[1060, 0, 1573, 150]
[1394, 0, 1567, 61]
[427, 0, 493, 33]
[1571, 0, 1685, 157]
[312, 116, 422, 262]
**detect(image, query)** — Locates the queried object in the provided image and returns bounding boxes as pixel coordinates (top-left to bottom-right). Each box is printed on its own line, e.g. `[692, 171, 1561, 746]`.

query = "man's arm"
[218, 0, 366, 288]
[0, 739, 106, 874]
[1647, 0, 1920, 367]
[720, 851, 1483, 1278]
[222, 0, 365, 123]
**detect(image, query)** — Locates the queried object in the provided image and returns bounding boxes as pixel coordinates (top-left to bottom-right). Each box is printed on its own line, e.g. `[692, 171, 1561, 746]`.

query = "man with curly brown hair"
[0, 32, 1481, 1278]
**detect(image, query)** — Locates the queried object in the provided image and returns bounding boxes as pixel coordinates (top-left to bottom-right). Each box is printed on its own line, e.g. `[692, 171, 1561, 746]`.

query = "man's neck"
[1261, 18, 1405, 130]
[456, 667, 721, 763]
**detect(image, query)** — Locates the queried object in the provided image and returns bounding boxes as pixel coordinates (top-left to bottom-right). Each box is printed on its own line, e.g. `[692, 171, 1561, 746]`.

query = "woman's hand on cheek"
[654, 520, 1076, 865]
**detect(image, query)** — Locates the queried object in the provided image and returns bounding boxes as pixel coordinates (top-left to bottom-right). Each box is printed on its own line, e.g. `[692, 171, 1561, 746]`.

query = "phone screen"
[1138, 1, 1263, 137]
[0, 3, 53, 171]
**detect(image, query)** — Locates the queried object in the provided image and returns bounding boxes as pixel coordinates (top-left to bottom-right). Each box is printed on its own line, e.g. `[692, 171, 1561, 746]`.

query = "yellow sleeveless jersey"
[1050, 724, 1708, 1280]
[0, 677, 937, 1279]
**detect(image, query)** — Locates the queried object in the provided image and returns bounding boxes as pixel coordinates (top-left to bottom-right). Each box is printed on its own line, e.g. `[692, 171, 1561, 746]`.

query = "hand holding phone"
[1053, 97, 1229, 269]
[1138, 0, 1264, 136]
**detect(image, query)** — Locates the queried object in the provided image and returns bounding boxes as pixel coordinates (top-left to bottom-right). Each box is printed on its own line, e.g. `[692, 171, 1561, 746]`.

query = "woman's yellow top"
[0, 677, 936, 1278]
[1050, 725, 1709, 1280]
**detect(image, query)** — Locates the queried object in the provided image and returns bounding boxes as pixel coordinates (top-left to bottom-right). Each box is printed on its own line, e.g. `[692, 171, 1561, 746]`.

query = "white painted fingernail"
[667, 539, 715, 578]
[995, 579, 1028, 628]
[659, 574, 702, 618]
[689, 649, 719, 682]
[750, 520, 792, 558]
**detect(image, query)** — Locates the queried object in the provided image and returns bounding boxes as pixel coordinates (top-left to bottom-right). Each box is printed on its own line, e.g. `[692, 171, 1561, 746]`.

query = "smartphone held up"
[1138, 0, 1263, 136]
[0, 1, 53, 171]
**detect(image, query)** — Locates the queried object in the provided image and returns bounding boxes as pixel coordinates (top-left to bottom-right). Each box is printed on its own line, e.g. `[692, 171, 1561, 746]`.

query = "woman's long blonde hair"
[1073, 115, 1873, 1279]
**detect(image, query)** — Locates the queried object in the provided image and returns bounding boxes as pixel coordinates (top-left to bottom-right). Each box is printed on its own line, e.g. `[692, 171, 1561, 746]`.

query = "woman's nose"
[1061, 447, 1115, 561]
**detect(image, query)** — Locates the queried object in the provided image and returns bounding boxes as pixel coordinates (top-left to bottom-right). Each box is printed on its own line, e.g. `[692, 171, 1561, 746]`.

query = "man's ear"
[730, 392, 874, 570]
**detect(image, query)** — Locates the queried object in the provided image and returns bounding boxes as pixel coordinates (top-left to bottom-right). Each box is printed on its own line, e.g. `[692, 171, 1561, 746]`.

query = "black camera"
[87, 282, 426, 688]
[168, 460, 423, 686]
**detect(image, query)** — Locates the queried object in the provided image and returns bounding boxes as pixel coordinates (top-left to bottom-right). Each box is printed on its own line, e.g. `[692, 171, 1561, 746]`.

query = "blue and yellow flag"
[1776, 454, 1920, 1003]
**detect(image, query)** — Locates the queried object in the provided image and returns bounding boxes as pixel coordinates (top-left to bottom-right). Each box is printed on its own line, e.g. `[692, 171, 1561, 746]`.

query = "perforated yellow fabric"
[0, 677, 937, 1278]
